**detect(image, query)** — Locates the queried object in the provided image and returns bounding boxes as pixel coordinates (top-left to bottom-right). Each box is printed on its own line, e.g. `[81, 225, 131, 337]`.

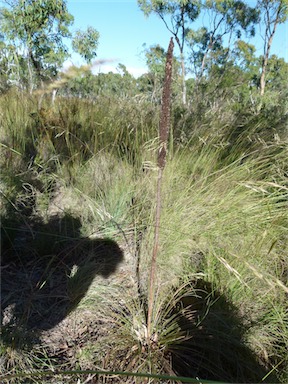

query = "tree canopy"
[72, 26, 100, 64]
[0, 0, 74, 90]
[0, 0, 101, 91]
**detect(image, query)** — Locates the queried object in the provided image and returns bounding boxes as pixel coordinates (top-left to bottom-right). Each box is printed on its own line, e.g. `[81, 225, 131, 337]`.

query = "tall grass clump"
[135, 139, 287, 381]
[0, 87, 159, 178]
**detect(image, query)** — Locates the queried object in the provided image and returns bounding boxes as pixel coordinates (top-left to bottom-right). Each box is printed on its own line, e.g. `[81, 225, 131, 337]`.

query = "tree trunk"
[180, 52, 187, 105]
[174, 35, 186, 105]
[259, 3, 282, 96]
[27, 55, 34, 95]
[260, 55, 268, 96]
[260, 30, 275, 96]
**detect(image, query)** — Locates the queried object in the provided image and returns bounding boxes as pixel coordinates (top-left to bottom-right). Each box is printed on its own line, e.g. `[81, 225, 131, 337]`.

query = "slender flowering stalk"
[147, 37, 174, 342]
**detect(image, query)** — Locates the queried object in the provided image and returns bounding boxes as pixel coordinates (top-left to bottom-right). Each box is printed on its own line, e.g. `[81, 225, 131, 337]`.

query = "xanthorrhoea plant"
[147, 37, 174, 343]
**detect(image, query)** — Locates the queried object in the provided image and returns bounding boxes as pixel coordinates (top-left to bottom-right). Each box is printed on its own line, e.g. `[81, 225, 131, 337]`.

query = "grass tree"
[147, 37, 174, 342]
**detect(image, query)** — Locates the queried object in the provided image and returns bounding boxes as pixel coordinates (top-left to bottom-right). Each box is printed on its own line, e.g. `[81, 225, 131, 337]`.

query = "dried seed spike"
[158, 37, 174, 169]
[147, 38, 174, 343]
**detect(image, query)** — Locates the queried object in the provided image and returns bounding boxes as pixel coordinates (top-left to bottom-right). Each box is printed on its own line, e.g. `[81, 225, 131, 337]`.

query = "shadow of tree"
[1, 213, 123, 339]
[168, 279, 278, 383]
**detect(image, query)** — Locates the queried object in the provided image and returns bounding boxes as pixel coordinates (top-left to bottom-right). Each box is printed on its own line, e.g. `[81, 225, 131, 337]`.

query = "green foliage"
[145, 44, 167, 78]
[138, 0, 201, 23]
[264, 55, 288, 92]
[58, 65, 137, 99]
[258, 0, 288, 25]
[233, 40, 258, 70]
[72, 26, 100, 63]
[186, 0, 259, 77]
[138, 0, 202, 104]
[0, 0, 74, 89]
[257, 0, 288, 95]
[205, 0, 260, 35]
[139, 43, 181, 102]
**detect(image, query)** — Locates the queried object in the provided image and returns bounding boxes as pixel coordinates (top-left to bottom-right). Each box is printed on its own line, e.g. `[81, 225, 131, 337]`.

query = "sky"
[65, 0, 288, 77]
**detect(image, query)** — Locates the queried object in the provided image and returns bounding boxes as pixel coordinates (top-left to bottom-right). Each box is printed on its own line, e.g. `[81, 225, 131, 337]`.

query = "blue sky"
[66, 0, 288, 77]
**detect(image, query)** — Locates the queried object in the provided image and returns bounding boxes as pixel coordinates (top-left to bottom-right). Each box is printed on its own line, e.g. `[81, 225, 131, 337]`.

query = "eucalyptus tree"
[0, 36, 15, 90]
[138, 0, 201, 104]
[257, 0, 288, 95]
[72, 26, 100, 64]
[186, 0, 259, 79]
[0, 0, 74, 91]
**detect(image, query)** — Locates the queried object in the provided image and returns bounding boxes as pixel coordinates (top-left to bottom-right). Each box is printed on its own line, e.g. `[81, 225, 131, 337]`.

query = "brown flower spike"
[158, 37, 174, 169]
[147, 37, 174, 342]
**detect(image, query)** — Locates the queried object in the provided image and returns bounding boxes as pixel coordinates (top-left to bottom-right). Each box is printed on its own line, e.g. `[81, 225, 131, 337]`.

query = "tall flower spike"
[147, 37, 174, 343]
[158, 37, 174, 169]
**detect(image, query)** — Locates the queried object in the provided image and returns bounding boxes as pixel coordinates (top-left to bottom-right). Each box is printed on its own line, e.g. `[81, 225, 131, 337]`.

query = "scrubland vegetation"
[1, 0, 288, 383]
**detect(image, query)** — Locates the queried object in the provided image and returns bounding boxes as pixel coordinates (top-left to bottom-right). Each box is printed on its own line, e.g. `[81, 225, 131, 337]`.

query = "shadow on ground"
[1, 212, 123, 341]
[168, 279, 278, 383]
